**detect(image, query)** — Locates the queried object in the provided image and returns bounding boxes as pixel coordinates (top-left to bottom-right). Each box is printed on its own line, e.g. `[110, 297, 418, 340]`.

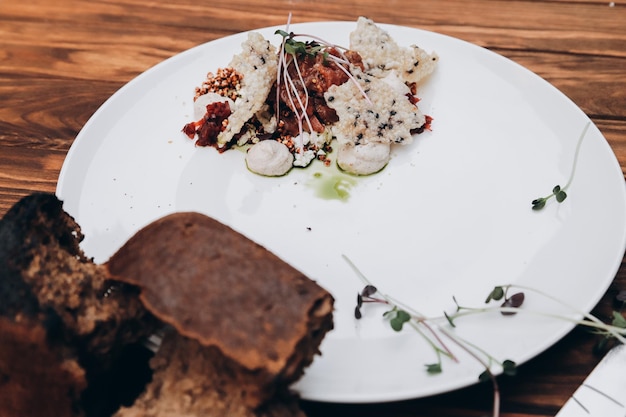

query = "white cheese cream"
[245, 140, 294, 176]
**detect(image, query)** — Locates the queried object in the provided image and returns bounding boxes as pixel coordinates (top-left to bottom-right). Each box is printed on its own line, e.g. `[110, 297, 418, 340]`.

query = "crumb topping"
[194, 67, 243, 102]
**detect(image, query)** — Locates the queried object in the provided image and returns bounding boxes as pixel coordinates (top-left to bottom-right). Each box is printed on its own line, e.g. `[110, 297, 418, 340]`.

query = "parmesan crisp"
[350, 16, 438, 85]
[217, 32, 278, 147]
[325, 68, 426, 146]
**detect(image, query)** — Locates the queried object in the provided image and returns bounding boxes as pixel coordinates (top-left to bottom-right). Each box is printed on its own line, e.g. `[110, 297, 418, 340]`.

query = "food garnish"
[345, 254, 626, 417]
[182, 16, 438, 177]
[531, 122, 590, 210]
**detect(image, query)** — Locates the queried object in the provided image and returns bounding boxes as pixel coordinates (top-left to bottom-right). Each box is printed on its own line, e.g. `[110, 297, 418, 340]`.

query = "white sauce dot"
[245, 140, 294, 176]
[337, 142, 391, 175]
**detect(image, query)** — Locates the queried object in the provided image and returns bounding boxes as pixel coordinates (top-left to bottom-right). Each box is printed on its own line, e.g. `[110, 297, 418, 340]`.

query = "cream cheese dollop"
[336, 142, 391, 175]
[245, 140, 294, 177]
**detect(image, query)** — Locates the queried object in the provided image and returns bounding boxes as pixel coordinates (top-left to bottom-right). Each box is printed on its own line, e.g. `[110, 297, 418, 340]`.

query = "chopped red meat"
[182, 101, 232, 148]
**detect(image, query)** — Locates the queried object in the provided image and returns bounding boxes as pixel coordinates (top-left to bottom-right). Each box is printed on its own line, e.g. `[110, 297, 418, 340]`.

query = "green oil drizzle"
[309, 170, 358, 201]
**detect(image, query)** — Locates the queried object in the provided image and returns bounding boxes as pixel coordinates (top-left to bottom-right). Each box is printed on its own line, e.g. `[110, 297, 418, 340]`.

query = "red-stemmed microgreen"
[275, 26, 314, 145]
[346, 255, 457, 374]
[387, 304, 457, 374]
[346, 259, 514, 417]
[531, 122, 590, 210]
[274, 14, 310, 151]
[274, 16, 373, 155]
[450, 284, 626, 347]
[344, 254, 626, 417]
[276, 29, 372, 106]
[438, 327, 515, 417]
[483, 285, 525, 315]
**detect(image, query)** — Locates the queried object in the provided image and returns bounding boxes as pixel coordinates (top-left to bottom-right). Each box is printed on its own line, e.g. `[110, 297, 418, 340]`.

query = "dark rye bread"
[106, 212, 334, 411]
[114, 330, 306, 417]
[1, 195, 333, 417]
[0, 193, 157, 417]
[0, 316, 87, 417]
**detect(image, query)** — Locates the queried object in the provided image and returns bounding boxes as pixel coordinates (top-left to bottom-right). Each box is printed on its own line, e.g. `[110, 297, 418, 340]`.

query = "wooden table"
[1, 1, 625, 416]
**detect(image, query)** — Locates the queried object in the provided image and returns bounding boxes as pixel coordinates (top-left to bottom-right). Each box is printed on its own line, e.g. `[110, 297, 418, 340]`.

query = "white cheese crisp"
[324, 67, 426, 146]
[322, 17, 438, 175]
[217, 32, 278, 147]
[350, 16, 438, 85]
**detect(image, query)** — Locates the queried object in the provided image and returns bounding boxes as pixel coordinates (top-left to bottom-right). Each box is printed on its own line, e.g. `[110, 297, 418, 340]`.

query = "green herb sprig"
[345, 254, 626, 417]
[448, 284, 626, 345]
[594, 290, 626, 354]
[355, 282, 457, 374]
[274, 29, 328, 59]
[531, 122, 590, 210]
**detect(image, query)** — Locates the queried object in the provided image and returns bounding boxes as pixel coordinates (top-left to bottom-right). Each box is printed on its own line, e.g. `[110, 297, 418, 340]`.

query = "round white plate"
[56, 21, 626, 403]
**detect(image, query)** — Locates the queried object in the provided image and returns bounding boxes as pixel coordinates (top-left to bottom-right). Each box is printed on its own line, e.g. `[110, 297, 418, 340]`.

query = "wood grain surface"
[1, 1, 625, 416]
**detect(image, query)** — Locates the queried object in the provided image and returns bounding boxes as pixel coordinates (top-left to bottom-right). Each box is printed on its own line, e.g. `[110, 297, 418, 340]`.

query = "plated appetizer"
[183, 17, 438, 176]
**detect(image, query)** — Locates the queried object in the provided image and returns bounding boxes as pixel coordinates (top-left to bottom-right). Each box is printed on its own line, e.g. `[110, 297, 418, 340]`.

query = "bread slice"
[0, 316, 87, 417]
[0, 193, 157, 417]
[106, 212, 334, 414]
[114, 330, 307, 417]
[0, 195, 333, 417]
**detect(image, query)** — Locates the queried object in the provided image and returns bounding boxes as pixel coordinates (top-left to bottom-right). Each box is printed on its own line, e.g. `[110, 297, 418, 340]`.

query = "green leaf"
[478, 370, 491, 383]
[555, 190, 567, 203]
[444, 311, 456, 328]
[593, 337, 610, 355]
[396, 310, 411, 321]
[425, 363, 442, 374]
[485, 286, 505, 303]
[531, 198, 546, 210]
[389, 309, 411, 331]
[552, 185, 561, 193]
[611, 311, 626, 328]
[284, 41, 298, 55]
[361, 285, 377, 297]
[390, 318, 403, 331]
[502, 360, 517, 376]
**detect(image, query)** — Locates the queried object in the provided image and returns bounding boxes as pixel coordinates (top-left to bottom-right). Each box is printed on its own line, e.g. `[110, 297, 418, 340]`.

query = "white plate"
[56, 21, 626, 403]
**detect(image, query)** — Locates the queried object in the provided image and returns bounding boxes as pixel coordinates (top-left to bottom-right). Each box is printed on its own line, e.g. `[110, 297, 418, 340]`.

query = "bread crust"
[106, 212, 334, 406]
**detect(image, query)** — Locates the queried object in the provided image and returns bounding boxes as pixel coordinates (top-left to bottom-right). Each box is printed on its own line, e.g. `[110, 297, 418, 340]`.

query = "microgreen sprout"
[449, 283, 626, 348]
[275, 29, 372, 106]
[531, 185, 568, 210]
[595, 290, 626, 353]
[615, 290, 626, 306]
[531, 122, 590, 210]
[354, 284, 388, 319]
[347, 256, 457, 374]
[344, 254, 626, 417]
[611, 311, 626, 328]
[353, 283, 456, 374]
[439, 327, 517, 417]
[384, 307, 412, 331]
[275, 29, 328, 59]
[482, 285, 525, 315]
[274, 15, 373, 154]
